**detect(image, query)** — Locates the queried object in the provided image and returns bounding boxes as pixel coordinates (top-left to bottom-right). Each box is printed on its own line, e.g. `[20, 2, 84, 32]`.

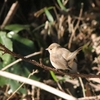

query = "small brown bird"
[46, 43, 82, 73]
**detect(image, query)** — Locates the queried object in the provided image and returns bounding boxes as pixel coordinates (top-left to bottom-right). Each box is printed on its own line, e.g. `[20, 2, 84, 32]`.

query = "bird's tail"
[67, 42, 90, 60]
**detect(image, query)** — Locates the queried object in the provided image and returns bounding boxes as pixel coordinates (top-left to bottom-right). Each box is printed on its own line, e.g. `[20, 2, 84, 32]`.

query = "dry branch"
[0, 43, 100, 78]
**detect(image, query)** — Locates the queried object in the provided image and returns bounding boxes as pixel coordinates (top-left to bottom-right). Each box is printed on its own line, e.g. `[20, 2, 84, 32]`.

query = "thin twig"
[1, 51, 42, 71]
[78, 77, 86, 97]
[7, 70, 38, 100]
[68, 3, 83, 48]
[0, 1, 19, 29]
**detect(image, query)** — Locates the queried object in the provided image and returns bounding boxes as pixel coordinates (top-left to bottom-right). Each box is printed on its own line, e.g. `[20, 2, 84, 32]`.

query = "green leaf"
[7, 31, 33, 48]
[4, 24, 29, 34]
[0, 31, 12, 51]
[50, 71, 58, 82]
[82, 42, 92, 53]
[7, 31, 36, 56]
[9, 80, 26, 94]
[57, 0, 68, 11]
[44, 7, 54, 22]
[0, 76, 8, 86]
[0, 31, 13, 66]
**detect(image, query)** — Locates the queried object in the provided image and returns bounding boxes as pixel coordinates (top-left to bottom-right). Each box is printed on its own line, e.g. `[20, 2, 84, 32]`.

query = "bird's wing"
[59, 48, 71, 60]
[59, 48, 76, 69]
[50, 54, 68, 70]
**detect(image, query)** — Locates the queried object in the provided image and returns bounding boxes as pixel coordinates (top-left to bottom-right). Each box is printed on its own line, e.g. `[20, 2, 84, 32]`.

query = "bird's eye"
[50, 48, 52, 50]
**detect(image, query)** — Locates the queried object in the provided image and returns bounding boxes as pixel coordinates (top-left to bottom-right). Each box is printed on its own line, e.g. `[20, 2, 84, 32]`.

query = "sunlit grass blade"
[44, 7, 54, 23]
[57, 0, 68, 11]
[50, 71, 58, 82]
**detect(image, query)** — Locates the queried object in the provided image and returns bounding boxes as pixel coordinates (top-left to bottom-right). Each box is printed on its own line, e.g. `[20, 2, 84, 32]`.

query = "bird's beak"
[45, 48, 48, 50]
